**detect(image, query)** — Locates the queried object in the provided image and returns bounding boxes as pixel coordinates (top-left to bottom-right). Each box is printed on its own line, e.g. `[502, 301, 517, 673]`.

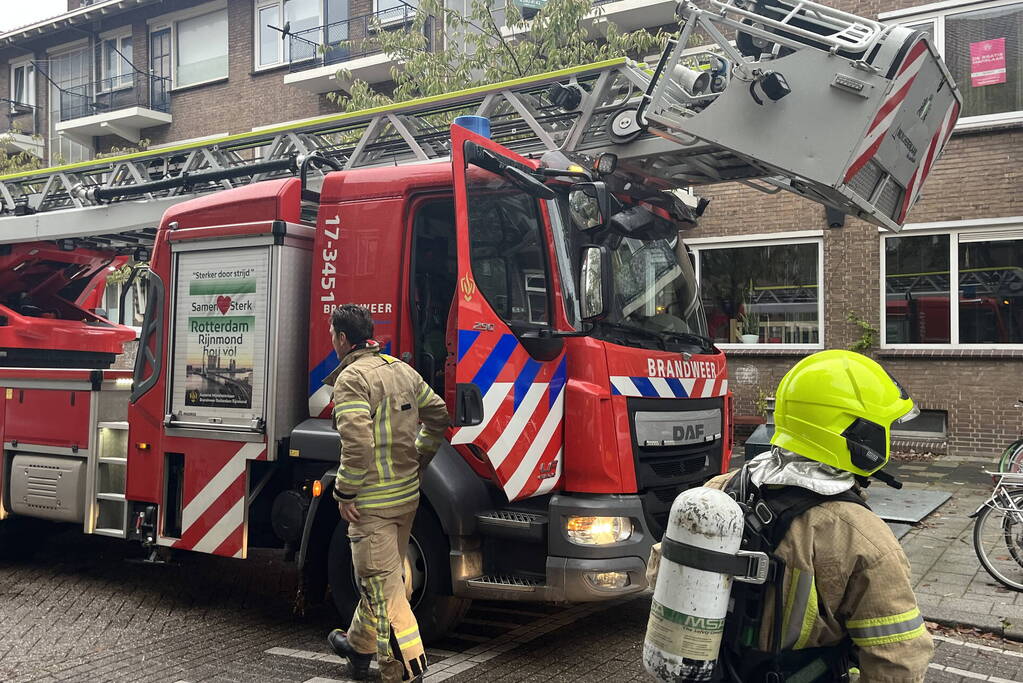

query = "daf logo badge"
[674, 424, 705, 441]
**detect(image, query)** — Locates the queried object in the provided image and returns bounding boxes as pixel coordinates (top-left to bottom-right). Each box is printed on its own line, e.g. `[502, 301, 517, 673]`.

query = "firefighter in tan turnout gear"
[324, 304, 449, 682]
[647, 350, 933, 682]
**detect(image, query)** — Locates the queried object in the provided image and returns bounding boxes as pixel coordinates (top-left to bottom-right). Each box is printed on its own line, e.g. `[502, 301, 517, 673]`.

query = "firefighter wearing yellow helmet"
[646, 350, 933, 682]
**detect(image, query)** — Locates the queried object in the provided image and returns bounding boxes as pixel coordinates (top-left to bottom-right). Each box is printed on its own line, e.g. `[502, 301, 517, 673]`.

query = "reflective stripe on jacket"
[647, 472, 933, 683]
[326, 343, 450, 509]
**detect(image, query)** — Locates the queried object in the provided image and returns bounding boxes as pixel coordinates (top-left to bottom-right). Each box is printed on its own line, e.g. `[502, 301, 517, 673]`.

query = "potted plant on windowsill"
[738, 280, 760, 343]
[739, 311, 760, 344]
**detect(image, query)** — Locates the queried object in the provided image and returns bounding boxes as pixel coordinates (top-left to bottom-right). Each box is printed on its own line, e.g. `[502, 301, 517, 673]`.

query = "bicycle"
[995, 401, 1023, 472]
[972, 471, 1023, 591]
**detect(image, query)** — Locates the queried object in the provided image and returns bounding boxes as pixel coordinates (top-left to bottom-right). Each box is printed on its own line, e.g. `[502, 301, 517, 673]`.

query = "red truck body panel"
[0, 243, 135, 362]
[5, 388, 91, 450]
[125, 181, 300, 558]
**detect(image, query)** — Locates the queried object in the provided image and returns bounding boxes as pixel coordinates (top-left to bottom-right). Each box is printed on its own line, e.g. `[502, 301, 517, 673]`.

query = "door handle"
[454, 383, 484, 427]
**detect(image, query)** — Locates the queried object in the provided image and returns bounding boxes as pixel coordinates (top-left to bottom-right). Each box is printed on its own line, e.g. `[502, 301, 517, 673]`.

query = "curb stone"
[924, 611, 1011, 638]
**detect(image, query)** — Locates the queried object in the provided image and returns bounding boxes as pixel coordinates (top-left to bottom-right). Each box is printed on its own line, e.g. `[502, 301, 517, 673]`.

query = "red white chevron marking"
[843, 40, 928, 184]
[898, 100, 960, 222]
[166, 441, 266, 558]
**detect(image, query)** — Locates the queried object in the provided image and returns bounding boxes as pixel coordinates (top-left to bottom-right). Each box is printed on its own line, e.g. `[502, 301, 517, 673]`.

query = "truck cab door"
[448, 124, 566, 502]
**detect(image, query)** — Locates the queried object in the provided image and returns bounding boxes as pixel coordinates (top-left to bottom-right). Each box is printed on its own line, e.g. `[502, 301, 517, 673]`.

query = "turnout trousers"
[345, 501, 427, 682]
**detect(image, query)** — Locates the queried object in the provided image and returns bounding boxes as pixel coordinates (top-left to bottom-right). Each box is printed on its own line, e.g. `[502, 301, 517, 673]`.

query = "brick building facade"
[689, 0, 1023, 459]
[1, 0, 1021, 458]
[0, 0, 422, 161]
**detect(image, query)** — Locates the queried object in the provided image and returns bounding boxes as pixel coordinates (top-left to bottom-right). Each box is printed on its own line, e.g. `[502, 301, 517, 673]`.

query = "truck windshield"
[606, 234, 708, 340]
[550, 194, 711, 352]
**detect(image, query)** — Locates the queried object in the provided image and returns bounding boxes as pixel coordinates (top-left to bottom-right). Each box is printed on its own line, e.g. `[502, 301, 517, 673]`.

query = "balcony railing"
[56, 74, 171, 123]
[287, 6, 432, 73]
[1, 99, 39, 138]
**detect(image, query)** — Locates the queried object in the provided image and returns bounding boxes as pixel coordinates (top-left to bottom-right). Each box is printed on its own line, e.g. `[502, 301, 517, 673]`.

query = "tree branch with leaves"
[327, 0, 665, 112]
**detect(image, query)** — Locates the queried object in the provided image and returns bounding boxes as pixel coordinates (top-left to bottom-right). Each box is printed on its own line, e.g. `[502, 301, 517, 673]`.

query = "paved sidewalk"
[885, 456, 1023, 639]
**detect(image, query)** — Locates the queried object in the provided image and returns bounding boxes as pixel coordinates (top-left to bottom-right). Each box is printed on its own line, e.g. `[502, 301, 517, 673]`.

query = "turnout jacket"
[326, 343, 449, 510]
[647, 470, 933, 683]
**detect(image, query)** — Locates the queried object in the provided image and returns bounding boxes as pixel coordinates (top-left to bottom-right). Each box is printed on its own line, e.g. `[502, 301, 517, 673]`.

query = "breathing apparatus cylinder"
[643, 487, 744, 682]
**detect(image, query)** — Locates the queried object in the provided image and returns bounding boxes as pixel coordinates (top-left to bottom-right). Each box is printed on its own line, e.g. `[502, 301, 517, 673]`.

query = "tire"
[973, 490, 1023, 591]
[997, 440, 1023, 473]
[327, 504, 471, 643]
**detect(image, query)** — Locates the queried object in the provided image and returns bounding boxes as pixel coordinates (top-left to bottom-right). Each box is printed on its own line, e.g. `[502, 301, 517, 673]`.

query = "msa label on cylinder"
[647, 600, 724, 660]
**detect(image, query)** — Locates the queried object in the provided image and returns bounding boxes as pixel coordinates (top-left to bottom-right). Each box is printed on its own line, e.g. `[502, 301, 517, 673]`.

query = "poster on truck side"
[170, 248, 270, 428]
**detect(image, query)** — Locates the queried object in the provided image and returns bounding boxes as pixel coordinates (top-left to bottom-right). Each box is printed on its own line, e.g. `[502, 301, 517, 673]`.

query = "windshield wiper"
[658, 330, 716, 352]
[612, 319, 715, 353]
[597, 321, 666, 348]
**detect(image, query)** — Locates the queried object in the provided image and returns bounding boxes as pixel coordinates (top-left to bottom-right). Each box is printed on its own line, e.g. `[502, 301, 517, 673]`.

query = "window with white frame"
[152, 6, 230, 89]
[177, 10, 229, 87]
[9, 60, 35, 110]
[101, 34, 134, 90]
[693, 238, 823, 346]
[256, 2, 284, 67]
[256, 0, 337, 67]
[882, 226, 1023, 345]
[884, 1, 1023, 126]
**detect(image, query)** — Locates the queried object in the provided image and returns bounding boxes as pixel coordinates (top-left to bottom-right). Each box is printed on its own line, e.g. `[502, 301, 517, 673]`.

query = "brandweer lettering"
[323, 302, 393, 315]
[647, 358, 717, 379]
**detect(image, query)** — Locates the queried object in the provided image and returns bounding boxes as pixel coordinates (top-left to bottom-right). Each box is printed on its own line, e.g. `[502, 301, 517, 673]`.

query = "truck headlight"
[566, 516, 633, 545]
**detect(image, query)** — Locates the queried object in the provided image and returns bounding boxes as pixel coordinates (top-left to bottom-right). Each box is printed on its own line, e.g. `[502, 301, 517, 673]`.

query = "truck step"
[475, 510, 547, 542]
[466, 574, 544, 593]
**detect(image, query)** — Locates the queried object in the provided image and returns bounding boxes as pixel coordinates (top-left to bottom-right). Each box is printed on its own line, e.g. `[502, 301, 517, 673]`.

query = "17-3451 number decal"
[320, 215, 340, 305]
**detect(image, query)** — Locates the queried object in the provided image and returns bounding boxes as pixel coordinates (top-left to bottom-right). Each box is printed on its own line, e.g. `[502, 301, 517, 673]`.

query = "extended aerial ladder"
[0, 0, 960, 248]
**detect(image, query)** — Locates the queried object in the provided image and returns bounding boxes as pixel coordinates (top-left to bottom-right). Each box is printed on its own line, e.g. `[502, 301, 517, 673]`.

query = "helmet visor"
[896, 403, 921, 424]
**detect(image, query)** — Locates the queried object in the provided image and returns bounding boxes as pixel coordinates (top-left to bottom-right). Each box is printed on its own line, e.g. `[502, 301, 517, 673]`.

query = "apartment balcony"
[54, 74, 172, 147]
[591, 0, 676, 32]
[502, 0, 676, 38]
[283, 7, 433, 94]
[1, 100, 43, 158]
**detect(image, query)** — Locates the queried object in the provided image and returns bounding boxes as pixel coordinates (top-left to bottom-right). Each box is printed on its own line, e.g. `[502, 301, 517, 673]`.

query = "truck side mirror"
[580, 245, 611, 322]
[568, 182, 610, 231]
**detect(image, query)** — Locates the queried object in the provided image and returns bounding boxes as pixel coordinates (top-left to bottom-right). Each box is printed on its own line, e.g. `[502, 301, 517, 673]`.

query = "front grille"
[626, 396, 725, 540]
[645, 485, 697, 540]
[652, 487, 679, 504]
[649, 456, 708, 479]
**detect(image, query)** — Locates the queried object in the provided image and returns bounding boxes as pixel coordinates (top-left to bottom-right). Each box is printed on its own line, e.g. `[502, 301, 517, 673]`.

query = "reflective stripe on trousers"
[345, 506, 426, 682]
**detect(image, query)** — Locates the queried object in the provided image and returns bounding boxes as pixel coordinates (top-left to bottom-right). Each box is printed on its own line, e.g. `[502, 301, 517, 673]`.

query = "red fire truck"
[0, 0, 960, 640]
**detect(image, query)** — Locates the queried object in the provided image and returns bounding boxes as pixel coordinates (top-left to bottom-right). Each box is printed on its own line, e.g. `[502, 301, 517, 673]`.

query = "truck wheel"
[327, 505, 471, 643]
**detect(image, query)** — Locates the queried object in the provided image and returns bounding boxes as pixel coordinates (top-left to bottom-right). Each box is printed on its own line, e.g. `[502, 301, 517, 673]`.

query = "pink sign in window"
[970, 38, 1007, 87]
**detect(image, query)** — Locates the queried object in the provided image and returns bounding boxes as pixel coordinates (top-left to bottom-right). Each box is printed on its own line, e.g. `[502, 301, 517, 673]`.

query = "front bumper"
[451, 493, 654, 602]
[547, 493, 653, 600]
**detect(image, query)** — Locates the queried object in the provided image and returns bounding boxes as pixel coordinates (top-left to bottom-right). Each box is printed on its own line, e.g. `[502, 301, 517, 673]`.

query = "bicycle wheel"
[974, 490, 1023, 591]
[997, 440, 1023, 473]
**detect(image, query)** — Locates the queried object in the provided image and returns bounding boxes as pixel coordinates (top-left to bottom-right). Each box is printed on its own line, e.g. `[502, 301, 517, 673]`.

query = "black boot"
[327, 629, 372, 680]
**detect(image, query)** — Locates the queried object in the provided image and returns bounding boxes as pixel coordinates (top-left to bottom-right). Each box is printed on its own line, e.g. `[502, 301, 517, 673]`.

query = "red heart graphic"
[216, 295, 232, 314]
